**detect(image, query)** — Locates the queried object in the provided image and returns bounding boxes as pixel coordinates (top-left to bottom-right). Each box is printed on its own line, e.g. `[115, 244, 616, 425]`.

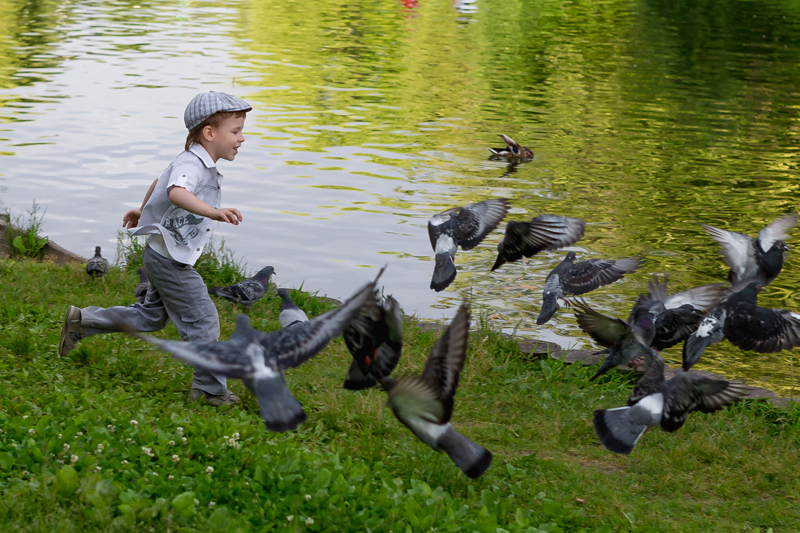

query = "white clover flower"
[76, 431, 83, 436]
[206, 466, 214, 474]
[97, 443, 104, 452]
[168, 475, 174, 481]
[22, 470, 29, 476]
[232, 432, 240, 440]
[171, 455, 180, 463]
[121, 460, 128, 465]
[130, 420, 138, 427]
[223, 435, 229, 440]
[107, 425, 116, 432]
[151, 471, 158, 477]
[194, 499, 199, 506]
[63, 443, 70, 451]
[95, 466, 102, 472]
[181, 437, 187, 444]
[209, 501, 216, 509]
[176, 427, 184, 434]
[58, 433, 62, 439]
[22, 415, 28, 419]
[207, 453, 213, 459]
[70, 454, 78, 463]
[305, 517, 314, 526]
[28, 428, 35, 435]
[286, 515, 294, 522]
[305, 494, 312, 501]
[168, 440, 175, 446]
[141, 447, 154, 457]
[126, 438, 133, 444]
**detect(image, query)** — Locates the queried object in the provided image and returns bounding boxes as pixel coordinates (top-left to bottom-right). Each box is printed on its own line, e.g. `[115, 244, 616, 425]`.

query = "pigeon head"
[94, 246, 102, 256]
[277, 289, 293, 304]
[564, 251, 577, 262]
[254, 266, 275, 281]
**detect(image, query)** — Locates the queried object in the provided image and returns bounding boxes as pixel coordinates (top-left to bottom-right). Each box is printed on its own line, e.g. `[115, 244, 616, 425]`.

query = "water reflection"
[1, 0, 800, 395]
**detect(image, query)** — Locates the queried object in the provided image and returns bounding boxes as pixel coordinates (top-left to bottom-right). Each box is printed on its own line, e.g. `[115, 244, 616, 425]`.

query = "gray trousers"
[80, 244, 227, 396]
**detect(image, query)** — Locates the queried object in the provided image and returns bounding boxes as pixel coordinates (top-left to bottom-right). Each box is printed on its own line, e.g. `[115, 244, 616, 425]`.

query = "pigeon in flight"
[536, 252, 645, 325]
[488, 134, 534, 162]
[491, 214, 585, 272]
[572, 300, 656, 381]
[86, 246, 109, 278]
[277, 289, 309, 329]
[135, 270, 382, 432]
[135, 268, 149, 303]
[428, 198, 510, 292]
[209, 266, 275, 307]
[380, 302, 492, 478]
[682, 281, 800, 371]
[702, 213, 797, 286]
[629, 276, 725, 351]
[343, 292, 403, 390]
[593, 347, 746, 454]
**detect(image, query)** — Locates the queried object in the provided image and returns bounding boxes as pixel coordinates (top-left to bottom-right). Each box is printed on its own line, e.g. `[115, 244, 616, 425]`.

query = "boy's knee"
[179, 302, 220, 343]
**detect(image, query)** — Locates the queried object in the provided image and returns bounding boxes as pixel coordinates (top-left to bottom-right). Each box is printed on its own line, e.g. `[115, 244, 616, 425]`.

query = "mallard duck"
[488, 134, 534, 162]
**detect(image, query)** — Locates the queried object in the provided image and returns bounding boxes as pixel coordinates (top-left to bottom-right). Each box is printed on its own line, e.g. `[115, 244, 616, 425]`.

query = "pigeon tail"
[682, 334, 713, 371]
[438, 424, 493, 478]
[593, 407, 647, 455]
[589, 352, 617, 381]
[536, 294, 560, 325]
[343, 358, 377, 390]
[431, 253, 456, 292]
[243, 374, 307, 433]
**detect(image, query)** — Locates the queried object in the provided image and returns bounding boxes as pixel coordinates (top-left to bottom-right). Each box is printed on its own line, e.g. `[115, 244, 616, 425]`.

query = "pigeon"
[536, 252, 645, 325]
[379, 302, 492, 478]
[277, 289, 309, 328]
[342, 292, 403, 390]
[702, 213, 797, 287]
[682, 281, 800, 371]
[86, 246, 109, 278]
[491, 214, 585, 271]
[593, 347, 746, 454]
[572, 300, 656, 381]
[428, 198, 510, 292]
[488, 134, 534, 162]
[209, 266, 275, 307]
[629, 276, 726, 351]
[135, 270, 383, 432]
[135, 267, 149, 303]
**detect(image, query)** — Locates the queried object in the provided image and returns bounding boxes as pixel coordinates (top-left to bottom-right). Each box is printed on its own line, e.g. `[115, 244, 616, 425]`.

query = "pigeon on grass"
[343, 292, 403, 390]
[277, 289, 309, 328]
[209, 266, 275, 307]
[702, 213, 797, 286]
[380, 302, 492, 478]
[682, 281, 800, 371]
[134, 269, 383, 432]
[536, 252, 645, 325]
[135, 268, 149, 303]
[492, 215, 585, 272]
[86, 246, 109, 278]
[488, 134, 534, 162]
[593, 347, 746, 454]
[572, 300, 656, 381]
[428, 198, 510, 291]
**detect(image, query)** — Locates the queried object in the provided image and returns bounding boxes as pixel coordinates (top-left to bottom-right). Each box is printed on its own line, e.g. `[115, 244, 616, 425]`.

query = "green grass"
[0, 257, 798, 532]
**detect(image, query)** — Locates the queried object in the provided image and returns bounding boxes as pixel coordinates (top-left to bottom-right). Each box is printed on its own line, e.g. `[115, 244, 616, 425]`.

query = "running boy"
[59, 91, 251, 406]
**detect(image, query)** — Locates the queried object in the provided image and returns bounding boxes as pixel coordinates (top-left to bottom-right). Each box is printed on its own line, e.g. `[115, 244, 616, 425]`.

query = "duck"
[488, 134, 534, 162]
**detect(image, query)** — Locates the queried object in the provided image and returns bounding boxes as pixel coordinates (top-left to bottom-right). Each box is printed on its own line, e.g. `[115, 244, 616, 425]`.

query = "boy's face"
[203, 115, 246, 162]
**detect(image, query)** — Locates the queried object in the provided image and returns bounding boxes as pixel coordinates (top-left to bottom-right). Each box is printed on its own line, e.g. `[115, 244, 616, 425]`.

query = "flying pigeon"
[572, 300, 656, 381]
[428, 198, 510, 292]
[593, 347, 746, 454]
[682, 281, 800, 371]
[491, 214, 585, 272]
[135, 267, 149, 303]
[488, 134, 534, 162]
[702, 213, 797, 286]
[135, 270, 383, 432]
[380, 302, 492, 478]
[209, 266, 275, 307]
[277, 289, 310, 328]
[536, 252, 645, 325]
[629, 276, 726, 351]
[342, 292, 403, 390]
[86, 246, 109, 278]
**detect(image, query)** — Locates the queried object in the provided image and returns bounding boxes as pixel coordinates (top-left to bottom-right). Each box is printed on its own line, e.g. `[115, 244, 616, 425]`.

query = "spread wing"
[561, 256, 644, 296]
[454, 198, 510, 250]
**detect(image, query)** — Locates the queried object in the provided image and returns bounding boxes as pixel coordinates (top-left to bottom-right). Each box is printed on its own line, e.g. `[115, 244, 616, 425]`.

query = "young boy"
[59, 91, 252, 406]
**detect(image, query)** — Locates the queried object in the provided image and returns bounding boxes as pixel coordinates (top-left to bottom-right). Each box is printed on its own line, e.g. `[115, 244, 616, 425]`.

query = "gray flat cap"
[184, 91, 252, 131]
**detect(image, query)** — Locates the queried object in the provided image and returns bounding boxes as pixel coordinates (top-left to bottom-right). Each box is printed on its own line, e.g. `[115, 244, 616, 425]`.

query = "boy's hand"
[123, 208, 142, 228]
[212, 208, 243, 225]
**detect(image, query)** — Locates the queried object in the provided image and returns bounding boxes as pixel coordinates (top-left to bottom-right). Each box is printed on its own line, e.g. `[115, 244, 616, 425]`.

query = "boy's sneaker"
[58, 305, 84, 357]
[188, 389, 241, 406]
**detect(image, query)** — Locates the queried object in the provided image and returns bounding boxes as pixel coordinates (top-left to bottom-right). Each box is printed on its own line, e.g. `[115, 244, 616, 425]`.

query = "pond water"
[2, 0, 800, 395]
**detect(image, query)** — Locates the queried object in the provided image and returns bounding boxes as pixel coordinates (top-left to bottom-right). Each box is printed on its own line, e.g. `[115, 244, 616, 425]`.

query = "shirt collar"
[189, 144, 216, 169]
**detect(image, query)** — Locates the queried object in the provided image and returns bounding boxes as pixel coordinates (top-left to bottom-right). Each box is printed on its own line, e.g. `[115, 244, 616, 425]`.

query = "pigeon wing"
[757, 213, 798, 252]
[572, 300, 631, 348]
[661, 373, 745, 432]
[389, 377, 447, 425]
[420, 302, 470, 406]
[561, 256, 644, 296]
[492, 215, 585, 270]
[454, 198, 509, 250]
[724, 305, 800, 353]
[703, 224, 758, 282]
[664, 283, 726, 311]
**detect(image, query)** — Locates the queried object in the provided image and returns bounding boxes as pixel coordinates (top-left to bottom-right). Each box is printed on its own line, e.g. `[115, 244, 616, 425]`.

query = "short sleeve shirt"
[130, 144, 222, 265]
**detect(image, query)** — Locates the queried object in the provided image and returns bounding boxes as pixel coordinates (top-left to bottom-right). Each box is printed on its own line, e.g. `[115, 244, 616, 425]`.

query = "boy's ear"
[201, 124, 215, 142]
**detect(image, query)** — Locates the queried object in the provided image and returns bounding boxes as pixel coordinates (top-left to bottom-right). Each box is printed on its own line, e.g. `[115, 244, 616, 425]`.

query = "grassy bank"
[0, 257, 798, 532]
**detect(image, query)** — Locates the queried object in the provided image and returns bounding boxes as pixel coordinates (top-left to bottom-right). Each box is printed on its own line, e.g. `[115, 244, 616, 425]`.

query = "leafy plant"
[3, 202, 48, 260]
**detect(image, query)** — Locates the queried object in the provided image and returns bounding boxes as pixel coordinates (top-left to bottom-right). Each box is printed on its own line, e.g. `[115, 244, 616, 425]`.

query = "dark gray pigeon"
[277, 289, 309, 328]
[343, 292, 403, 390]
[629, 276, 725, 351]
[86, 246, 109, 278]
[492, 214, 585, 271]
[536, 252, 645, 325]
[209, 266, 275, 307]
[702, 213, 797, 287]
[682, 281, 800, 371]
[593, 347, 746, 454]
[135, 267, 149, 303]
[572, 300, 656, 381]
[135, 271, 382, 432]
[379, 302, 492, 478]
[428, 198, 510, 292]
[488, 134, 534, 162]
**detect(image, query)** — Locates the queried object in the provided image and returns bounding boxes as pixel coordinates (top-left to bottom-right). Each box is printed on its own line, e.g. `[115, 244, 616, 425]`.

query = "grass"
[0, 256, 798, 532]
[2, 202, 49, 260]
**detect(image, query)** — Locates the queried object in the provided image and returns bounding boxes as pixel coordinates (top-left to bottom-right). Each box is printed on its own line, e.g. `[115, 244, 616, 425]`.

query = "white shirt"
[130, 144, 222, 265]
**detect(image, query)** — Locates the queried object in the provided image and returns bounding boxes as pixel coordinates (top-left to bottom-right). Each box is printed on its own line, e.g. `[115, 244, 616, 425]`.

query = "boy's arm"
[122, 178, 159, 229]
[168, 186, 242, 225]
